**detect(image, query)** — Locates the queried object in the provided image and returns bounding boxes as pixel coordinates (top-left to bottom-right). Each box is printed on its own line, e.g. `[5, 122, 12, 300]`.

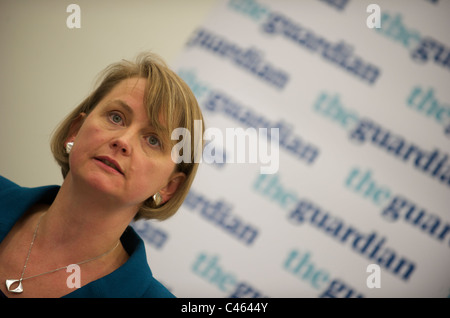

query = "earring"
[65, 142, 74, 154]
[153, 192, 162, 206]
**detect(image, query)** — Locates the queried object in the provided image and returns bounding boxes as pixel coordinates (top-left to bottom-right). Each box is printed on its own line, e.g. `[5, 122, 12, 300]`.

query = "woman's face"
[67, 77, 184, 209]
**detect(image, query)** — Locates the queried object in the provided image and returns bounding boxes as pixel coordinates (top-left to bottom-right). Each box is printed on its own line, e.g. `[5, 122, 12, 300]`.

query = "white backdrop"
[135, 0, 450, 298]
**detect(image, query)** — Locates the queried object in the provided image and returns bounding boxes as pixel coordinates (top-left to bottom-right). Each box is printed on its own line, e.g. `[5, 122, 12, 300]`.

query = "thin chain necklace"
[5, 212, 120, 294]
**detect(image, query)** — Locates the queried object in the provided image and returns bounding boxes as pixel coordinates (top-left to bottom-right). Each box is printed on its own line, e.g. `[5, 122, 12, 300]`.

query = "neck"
[37, 173, 138, 259]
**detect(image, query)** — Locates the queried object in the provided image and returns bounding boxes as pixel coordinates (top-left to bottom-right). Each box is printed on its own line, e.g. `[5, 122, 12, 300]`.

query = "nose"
[110, 138, 131, 155]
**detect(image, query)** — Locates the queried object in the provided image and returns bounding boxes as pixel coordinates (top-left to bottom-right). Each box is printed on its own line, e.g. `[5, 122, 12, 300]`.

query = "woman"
[0, 52, 204, 298]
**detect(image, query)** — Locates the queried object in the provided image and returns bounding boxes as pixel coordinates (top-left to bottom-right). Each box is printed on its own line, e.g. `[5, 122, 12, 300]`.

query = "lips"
[94, 156, 124, 175]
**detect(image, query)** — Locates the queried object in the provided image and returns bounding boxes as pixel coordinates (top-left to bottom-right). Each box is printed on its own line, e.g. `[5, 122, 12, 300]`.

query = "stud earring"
[65, 142, 74, 154]
[153, 192, 162, 206]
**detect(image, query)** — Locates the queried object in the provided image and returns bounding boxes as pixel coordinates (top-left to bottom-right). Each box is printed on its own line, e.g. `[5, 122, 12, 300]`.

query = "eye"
[109, 112, 124, 125]
[146, 135, 161, 148]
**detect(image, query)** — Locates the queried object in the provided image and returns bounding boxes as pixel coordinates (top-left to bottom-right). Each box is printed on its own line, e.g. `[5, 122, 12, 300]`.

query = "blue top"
[0, 175, 175, 298]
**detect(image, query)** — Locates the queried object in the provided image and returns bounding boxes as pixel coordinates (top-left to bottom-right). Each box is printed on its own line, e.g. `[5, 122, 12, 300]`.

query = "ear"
[158, 172, 186, 204]
[65, 113, 86, 144]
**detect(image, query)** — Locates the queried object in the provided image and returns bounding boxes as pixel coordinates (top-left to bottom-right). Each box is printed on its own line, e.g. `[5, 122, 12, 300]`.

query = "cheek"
[130, 159, 176, 194]
[69, 127, 105, 166]
[76, 123, 107, 150]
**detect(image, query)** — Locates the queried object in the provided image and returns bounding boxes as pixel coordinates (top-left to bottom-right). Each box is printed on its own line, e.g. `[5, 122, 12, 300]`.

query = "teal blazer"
[0, 175, 175, 298]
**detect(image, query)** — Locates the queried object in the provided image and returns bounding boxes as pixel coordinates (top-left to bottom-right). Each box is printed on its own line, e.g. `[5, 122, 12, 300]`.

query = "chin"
[72, 170, 121, 195]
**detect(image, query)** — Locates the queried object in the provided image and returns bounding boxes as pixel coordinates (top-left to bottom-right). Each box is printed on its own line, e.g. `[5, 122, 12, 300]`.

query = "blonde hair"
[51, 52, 204, 221]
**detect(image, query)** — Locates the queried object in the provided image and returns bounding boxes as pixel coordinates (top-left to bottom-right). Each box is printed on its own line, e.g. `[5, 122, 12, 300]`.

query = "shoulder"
[142, 277, 176, 298]
[0, 175, 23, 218]
[0, 176, 59, 211]
[0, 176, 60, 237]
[120, 226, 176, 298]
[0, 175, 20, 192]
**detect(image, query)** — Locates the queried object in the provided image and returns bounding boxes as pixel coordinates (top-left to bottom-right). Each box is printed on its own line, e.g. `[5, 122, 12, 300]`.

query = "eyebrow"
[108, 99, 134, 117]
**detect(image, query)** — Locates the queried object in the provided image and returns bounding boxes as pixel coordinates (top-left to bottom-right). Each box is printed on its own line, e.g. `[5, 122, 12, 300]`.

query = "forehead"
[101, 78, 147, 110]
